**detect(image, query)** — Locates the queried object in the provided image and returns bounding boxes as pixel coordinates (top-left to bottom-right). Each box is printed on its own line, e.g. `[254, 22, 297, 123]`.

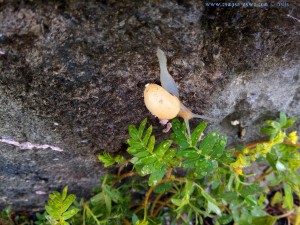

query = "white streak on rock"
[0, 138, 63, 152]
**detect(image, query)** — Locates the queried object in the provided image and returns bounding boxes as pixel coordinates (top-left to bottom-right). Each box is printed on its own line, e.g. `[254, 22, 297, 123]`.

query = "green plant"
[95, 112, 299, 224]
[44, 186, 79, 225]
[35, 212, 50, 225]
[0, 206, 14, 225]
[0, 206, 32, 225]
[1, 112, 299, 225]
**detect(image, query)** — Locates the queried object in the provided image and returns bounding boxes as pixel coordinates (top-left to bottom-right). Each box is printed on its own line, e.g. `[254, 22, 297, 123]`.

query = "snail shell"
[144, 83, 180, 120]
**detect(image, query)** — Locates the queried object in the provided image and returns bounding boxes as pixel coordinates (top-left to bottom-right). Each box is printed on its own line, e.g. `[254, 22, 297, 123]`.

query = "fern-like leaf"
[45, 186, 79, 225]
[98, 152, 125, 167]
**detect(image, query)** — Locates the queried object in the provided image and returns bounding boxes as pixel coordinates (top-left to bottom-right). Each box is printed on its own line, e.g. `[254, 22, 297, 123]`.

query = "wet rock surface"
[0, 0, 299, 210]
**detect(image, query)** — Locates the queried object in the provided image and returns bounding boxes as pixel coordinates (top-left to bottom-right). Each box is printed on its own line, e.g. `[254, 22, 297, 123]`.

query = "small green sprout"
[45, 186, 79, 225]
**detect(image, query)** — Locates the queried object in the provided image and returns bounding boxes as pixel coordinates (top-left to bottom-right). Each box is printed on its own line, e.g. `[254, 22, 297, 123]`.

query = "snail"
[144, 83, 180, 120]
[144, 48, 214, 136]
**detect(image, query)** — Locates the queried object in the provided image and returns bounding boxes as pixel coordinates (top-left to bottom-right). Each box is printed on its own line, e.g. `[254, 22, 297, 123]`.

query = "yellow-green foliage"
[1, 112, 299, 225]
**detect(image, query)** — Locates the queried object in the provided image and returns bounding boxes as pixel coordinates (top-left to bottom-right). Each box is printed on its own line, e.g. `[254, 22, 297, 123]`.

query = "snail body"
[144, 48, 214, 136]
[144, 84, 180, 120]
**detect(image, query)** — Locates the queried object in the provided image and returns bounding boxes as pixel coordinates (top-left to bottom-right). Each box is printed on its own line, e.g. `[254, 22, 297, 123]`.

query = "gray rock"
[0, 1, 299, 210]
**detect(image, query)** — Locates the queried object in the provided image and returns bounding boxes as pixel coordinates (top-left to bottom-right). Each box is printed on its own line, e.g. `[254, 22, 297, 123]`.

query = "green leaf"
[201, 191, 217, 205]
[127, 146, 141, 154]
[265, 121, 281, 129]
[283, 183, 293, 210]
[182, 157, 199, 168]
[279, 112, 287, 126]
[127, 139, 144, 149]
[239, 183, 263, 197]
[251, 206, 267, 217]
[147, 216, 162, 224]
[61, 194, 76, 213]
[252, 215, 277, 225]
[195, 159, 216, 176]
[275, 160, 286, 171]
[171, 198, 183, 206]
[272, 130, 285, 144]
[171, 134, 189, 149]
[142, 126, 152, 147]
[219, 192, 238, 201]
[229, 201, 240, 222]
[134, 164, 144, 174]
[48, 199, 60, 211]
[163, 148, 177, 163]
[129, 125, 139, 140]
[271, 191, 282, 206]
[177, 148, 199, 158]
[49, 192, 60, 201]
[199, 131, 219, 156]
[245, 195, 258, 206]
[132, 214, 139, 225]
[138, 155, 157, 165]
[45, 205, 60, 220]
[45, 215, 58, 225]
[62, 221, 70, 225]
[282, 118, 297, 129]
[62, 186, 68, 200]
[260, 127, 277, 137]
[201, 191, 221, 215]
[61, 208, 79, 221]
[217, 214, 232, 224]
[207, 201, 221, 215]
[132, 151, 150, 159]
[136, 220, 149, 225]
[153, 181, 172, 194]
[90, 192, 103, 203]
[138, 118, 147, 138]
[148, 165, 167, 186]
[266, 153, 277, 170]
[191, 122, 207, 146]
[140, 164, 157, 175]
[219, 149, 235, 164]
[104, 194, 112, 214]
[154, 140, 172, 157]
[103, 185, 121, 203]
[98, 153, 115, 167]
[153, 160, 163, 169]
[171, 118, 184, 136]
[147, 136, 155, 153]
[171, 119, 189, 149]
[115, 155, 125, 163]
[186, 159, 215, 176]
[210, 136, 227, 159]
[47, 199, 55, 209]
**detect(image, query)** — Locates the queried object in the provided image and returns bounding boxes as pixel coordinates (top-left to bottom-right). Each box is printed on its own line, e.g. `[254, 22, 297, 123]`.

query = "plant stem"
[153, 196, 174, 217]
[143, 177, 185, 221]
[276, 210, 294, 219]
[148, 167, 173, 216]
[166, 167, 173, 178]
[83, 206, 86, 225]
[83, 203, 100, 225]
[111, 171, 137, 186]
[253, 170, 273, 182]
[150, 193, 163, 216]
[117, 159, 131, 176]
[122, 218, 132, 225]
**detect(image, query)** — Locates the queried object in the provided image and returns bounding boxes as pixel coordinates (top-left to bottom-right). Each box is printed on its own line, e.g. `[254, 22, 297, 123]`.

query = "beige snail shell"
[144, 84, 180, 120]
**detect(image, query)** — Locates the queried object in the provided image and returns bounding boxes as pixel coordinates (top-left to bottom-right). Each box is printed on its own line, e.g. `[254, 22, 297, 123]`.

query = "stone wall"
[0, 0, 299, 210]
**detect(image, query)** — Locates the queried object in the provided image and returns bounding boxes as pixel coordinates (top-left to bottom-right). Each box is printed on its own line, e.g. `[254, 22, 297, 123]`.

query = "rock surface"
[0, 0, 299, 210]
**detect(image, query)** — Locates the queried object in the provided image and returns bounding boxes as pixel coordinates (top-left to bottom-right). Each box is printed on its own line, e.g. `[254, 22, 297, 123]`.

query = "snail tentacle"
[157, 48, 180, 98]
